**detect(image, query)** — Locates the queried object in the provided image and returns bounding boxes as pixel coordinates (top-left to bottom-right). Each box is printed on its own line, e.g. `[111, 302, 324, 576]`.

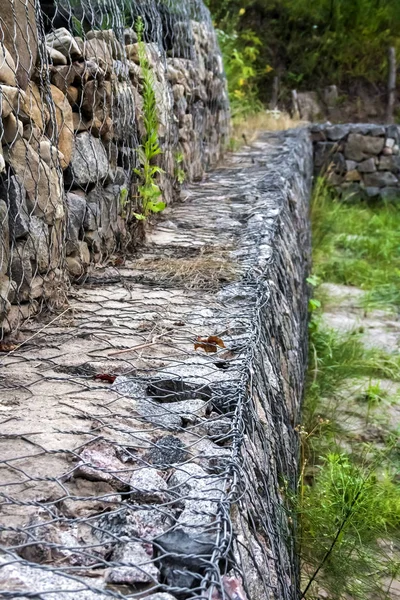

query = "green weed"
[133, 17, 166, 220]
[311, 177, 400, 310]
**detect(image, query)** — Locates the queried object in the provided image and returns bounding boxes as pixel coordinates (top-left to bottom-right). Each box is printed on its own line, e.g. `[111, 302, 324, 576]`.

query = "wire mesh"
[0, 0, 230, 337]
[0, 127, 312, 599]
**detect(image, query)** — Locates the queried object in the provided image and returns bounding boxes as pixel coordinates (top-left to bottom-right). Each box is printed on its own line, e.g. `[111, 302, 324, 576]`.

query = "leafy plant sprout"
[133, 16, 166, 220]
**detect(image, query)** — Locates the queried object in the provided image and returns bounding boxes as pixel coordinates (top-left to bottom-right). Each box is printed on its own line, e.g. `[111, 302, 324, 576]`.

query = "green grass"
[311, 178, 400, 310]
[300, 179, 400, 599]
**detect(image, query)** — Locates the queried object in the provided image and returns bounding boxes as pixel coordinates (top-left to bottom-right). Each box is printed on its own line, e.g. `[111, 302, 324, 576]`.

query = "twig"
[108, 332, 168, 356]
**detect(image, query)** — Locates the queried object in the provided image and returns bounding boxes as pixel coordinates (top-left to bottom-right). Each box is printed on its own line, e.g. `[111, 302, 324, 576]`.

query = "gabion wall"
[312, 123, 400, 201]
[0, 0, 229, 336]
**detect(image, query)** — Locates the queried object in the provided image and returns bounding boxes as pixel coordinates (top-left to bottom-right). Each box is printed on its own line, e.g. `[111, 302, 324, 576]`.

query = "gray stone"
[386, 125, 400, 143]
[357, 158, 376, 173]
[350, 124, 386, 136]
[325, 124, 350, 141]
[363, 171, 399, 188]
[95, 507, 173, 545]
[378, 155, 400, 173]
[0, 275, 11, 321]
[345, 134, 385, 161]
[46, 28, 82, 60]
[106, 542, 159, 585]
[27, 216, 50, 274]
[0, 555, 110, 598]
[130, 467, 169, 503]
[385, 137, 395, 149]
[168, 463, 224, 533]
[0, 200, 9, 276]
[364, 187, 381, 199]
[0, 175, 30, 240]
[346, 160, 357, 172]
[10, 240, 32, 297]
[70, 133, 109, 186]
[84, 202, 101, 230]
[147, 435, 188, 468]
[66, 192, 86, 242]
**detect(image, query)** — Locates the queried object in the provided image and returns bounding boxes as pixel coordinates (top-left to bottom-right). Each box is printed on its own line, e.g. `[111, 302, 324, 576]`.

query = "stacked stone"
[0, 1, 230, 336]
[312, 123, 400, 201]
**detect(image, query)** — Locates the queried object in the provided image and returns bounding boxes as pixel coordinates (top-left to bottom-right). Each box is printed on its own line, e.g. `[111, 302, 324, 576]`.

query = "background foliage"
[206, 0, 400, 114]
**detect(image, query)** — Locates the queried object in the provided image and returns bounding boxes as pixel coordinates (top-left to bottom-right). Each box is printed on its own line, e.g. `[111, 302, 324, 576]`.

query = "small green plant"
[174, 151, 186, 185]
[133, 17, 165, 220]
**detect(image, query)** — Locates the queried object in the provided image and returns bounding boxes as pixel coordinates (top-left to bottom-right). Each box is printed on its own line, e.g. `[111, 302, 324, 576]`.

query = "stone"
[345, 133, 385, 161]
[66, 85, 79, 106]
[0, 275, 11, 321]
[0, 174, 29, 240]
[47, 45, 68, 65]
[364, 187, 381, 199]
[48, 84, 74, 169]
[363, 171, 399, 188]
[75, 441, 130, 488]
[10, 240, 32, 297]
[5, 138, 62, 224]
[69, 132, 109, 186]
[46, 28, 82, 60]
[66, 256, 83, 277]
[0, 44, 16, 86]
[86, 29, 123, 60]
[379, 187, 400, 201]
[350, 124, 386, 136]
[0, 200, 10, 276]
[2, 112, 23, 144]
[323, 85, 339, 109]
[0, 147, 4, 173]
[105, 541, 159, 585]
[84, 38, 113, 70]
[124, 28, 138, 45]
[385, 138, 395, 149]
[96, 507, 173, 545]
[0, 555, 110, 599]
[27, 216, 50, 273]
[60, 480, 121, 518]
[66, 192, 86, 242]
[325, 124, 350, 141]
[84, 202, 101, 230]
[21, 82, 48, 132]
[130, 467, 169, 503]
[168, 463, 224, 533]
[296, 91, 322, 121]
[154, 529, 216, 589]
[38, 139, 62, 166]
[81, 79, 111, 120]
[147, 435, 188, 468]
[346, 160, 357, 171]
[357, 157, 376, 173]
[1, 0, 38, 89]
[378, 155, 400, 172]
[382, 146, 393, 156]
[0, 84, 26, 119]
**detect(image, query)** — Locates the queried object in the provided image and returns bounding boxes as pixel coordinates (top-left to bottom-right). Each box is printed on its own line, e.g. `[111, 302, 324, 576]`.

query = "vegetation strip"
[299, 179, 400, 599]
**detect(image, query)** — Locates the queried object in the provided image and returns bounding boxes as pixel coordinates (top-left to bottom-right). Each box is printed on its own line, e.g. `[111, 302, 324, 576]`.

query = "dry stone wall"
[312, 123, 400, 201]
[0, 0, 229, 336]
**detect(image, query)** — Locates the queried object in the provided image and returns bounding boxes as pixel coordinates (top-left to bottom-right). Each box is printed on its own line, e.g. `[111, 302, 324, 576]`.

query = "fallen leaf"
[0, 343, 18, 353]
[94, 374, 116, 384]
[194, 335, 226, 353]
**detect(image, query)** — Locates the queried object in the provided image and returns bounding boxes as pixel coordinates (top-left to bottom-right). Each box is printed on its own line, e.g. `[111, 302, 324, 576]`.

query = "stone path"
[0, 130, 312, 600]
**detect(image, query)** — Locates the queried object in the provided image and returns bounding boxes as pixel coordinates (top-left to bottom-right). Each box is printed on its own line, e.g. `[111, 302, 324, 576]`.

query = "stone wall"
[312, 123, 400, 201]
[0, 0, 229, 335]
